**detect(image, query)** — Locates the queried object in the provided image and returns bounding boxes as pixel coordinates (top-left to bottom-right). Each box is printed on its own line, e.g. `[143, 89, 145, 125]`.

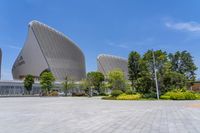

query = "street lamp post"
[152, 50, 159, 100]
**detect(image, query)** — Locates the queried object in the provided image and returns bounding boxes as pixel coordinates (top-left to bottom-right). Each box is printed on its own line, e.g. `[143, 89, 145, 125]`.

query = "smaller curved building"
[97, 54, 128, 79]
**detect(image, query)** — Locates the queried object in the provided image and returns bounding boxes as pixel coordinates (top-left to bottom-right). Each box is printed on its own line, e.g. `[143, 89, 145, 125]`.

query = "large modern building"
[12, 20, 86, 81]
[97, 54, 128, 79]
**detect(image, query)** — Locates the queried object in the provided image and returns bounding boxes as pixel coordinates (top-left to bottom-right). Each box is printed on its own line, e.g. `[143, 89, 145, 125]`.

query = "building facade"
[0, 80, 84, 96]
[12, 20, 86, 81]
[0, 80, 41, 96]
[97, 54, 128, 79]
[190, 82, 200, 92]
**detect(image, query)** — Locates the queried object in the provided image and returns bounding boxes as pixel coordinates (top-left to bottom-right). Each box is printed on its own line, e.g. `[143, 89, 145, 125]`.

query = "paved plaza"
[0, 97, 200, 133]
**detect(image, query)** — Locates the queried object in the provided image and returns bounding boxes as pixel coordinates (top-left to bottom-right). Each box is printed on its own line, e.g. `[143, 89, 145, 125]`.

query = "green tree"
[40, 71, 55, 94]
[135, 59, 153, 94]
[169, 51, 197, 81]
[142, 50, 168, 93]
[24, 74, 34, 95]
[79, 79, 91, 96]
[62, 76, 75, 95]
[99, 82, 109, 94]
[161, 62, 187, 93]
[143, 50, 168, 75]
[126, 50, 197, 97]
[128, 51, 141, 90]
[107, 69, 126, 91]
[87, 72, 104, 93]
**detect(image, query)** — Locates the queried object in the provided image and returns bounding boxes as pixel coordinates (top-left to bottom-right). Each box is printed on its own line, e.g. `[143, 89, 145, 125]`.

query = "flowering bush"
[116, 93, 141, 100]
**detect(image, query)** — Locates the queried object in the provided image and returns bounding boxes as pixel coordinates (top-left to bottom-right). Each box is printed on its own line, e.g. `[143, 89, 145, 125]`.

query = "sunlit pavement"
[0, 97, 200, 133]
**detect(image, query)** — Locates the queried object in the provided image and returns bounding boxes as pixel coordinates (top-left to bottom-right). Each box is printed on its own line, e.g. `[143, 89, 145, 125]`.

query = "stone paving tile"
[0, 97, 199, 133]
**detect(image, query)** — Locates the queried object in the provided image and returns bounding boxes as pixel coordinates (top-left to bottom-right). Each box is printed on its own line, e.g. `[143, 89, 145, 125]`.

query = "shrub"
[171, 88, 187, 93]
[195, 94, 200, 100]
[160, 95, 170, 100]
[99, 93, 108, 96]
[160, 89, 197, 100]
[170, 92, 185, 100]
[125, 89, 133, 95]
[116, 93, 141, 100]
[184, 91, 196, 100]
[48, 91, 58, 96]
[72, 92, 86, 96]
[102, 96, 116, 100]
[143, 92, 157, 99]
[111, 90, 123, 97]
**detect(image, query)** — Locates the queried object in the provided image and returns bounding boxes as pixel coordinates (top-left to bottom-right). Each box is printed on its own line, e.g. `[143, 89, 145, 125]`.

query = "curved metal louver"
[97, 54, 128, 79]
[12, 20, 86, 81]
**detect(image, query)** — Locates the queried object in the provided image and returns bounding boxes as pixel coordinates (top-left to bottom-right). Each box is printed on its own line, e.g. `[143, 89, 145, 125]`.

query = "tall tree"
[126, 50, 197, 96]
[143, 50, 167, 91]
[87, 72, 104, 93]
[80, 79, 90, 93]
[107, 69, 126, 91]
[40, 71, 55, 94]
[135, 59, 153, 94]
[62, 76, 75, 95]
[24, 74, 34, 95]
[143, 50, 168, 74]
[161, 62, 187, 93]
[128, 51, 141, 90]
[169, 51, 197, 81]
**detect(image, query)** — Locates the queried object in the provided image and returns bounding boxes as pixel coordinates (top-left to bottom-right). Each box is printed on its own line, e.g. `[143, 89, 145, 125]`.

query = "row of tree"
[78, 50, 197, 97]
[79, 69, 129, 96]
[23, 50, 197, 97]
[24, 71, 55, 95]
[128, 50, 197, 96]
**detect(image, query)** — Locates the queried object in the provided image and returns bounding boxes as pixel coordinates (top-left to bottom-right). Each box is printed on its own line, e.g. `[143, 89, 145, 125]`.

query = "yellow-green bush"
[160, 90, 197, 100]
[125, 89, 134, 95]
[195, 93, 200, 100]
[160, 95, 170, 100]
[116, 93, 141, 100]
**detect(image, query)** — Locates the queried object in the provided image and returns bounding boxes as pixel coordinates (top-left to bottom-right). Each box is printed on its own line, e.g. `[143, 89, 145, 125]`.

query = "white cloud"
[107, 41, 129, 49]
[0, 44, 21, 50]
[118, 44, 129, 49]
[165, 21, 200, 32]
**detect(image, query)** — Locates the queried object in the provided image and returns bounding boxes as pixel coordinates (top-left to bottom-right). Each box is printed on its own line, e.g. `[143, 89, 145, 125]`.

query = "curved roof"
[97, 54, 127, 61]
[29, 20, 84, 56]
[97, 53, 128, 79]
[12, 20, 86, 81]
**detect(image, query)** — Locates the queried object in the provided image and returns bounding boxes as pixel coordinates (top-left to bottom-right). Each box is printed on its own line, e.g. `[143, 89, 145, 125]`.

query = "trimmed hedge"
[102, 93, 142, 100]
[195, 93, 200, 100]
[111, 90, 123, 97]
[116, 93, 141, 100]
[160, 91, 197, 100]
[160, 95, 170, 100]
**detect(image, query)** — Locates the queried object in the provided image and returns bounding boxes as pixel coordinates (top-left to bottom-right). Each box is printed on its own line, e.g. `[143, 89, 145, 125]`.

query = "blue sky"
[1, 0, 200, 79]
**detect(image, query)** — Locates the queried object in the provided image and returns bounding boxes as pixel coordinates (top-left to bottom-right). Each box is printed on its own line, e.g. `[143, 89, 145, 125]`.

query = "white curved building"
[12, 20, 86, 81]
[97, 54, 128, 79]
